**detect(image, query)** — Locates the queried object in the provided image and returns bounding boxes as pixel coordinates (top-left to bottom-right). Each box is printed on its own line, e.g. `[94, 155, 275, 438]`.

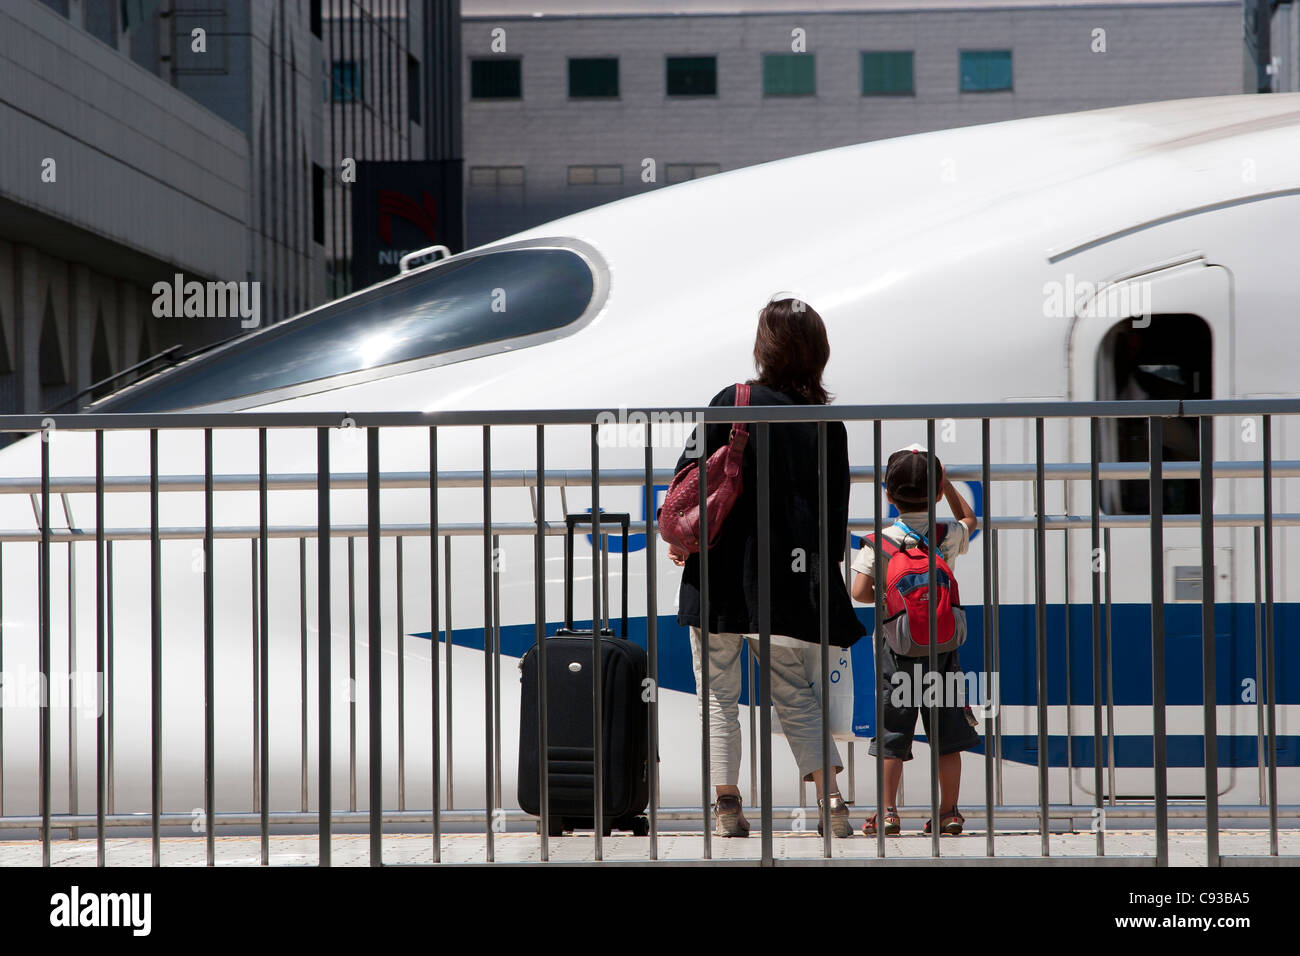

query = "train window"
[1096, 314, 1211, 515]
[96, 247, 596, 412]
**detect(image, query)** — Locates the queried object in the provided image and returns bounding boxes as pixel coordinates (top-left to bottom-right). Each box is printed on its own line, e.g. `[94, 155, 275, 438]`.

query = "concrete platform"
[2, 828, 1298, 866]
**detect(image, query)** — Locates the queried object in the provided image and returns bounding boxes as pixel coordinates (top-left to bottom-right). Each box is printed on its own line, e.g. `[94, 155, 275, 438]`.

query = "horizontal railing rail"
[0, 399, 1295, 867]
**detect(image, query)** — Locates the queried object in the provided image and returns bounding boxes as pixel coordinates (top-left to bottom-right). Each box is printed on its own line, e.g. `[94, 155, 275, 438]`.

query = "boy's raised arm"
[942, 472, 978, 536]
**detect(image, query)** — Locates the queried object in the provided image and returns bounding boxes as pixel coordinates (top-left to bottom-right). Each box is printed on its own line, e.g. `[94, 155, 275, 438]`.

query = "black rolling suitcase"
[518, 513, 650, 837]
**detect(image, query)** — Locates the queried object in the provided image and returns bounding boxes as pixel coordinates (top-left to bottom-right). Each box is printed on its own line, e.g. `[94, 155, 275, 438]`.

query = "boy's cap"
[885, 445, 942, 510]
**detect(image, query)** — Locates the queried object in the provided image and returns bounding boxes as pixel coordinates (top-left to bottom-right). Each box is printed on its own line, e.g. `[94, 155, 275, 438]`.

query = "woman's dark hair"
[750, 298, 832, 405]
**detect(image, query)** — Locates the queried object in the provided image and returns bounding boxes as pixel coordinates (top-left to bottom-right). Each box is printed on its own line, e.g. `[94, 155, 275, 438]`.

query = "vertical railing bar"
[492, 532, 503, 813]
[259, 428, 270, 865]
[982, 419, 995, 857]
[367, 426, 383, 866]
[106, 539, 114, 817]
[926, 418, 940, 859]
[757, 422, 773, 865]
[67, 538, 78, 843]
[872, 420, 885, 859]
[299, 537, 308, 815]
[643, 437, 659, 861]
[444, 534, 454, 811]
[992, 526, 1003, 807]
[817, 422, 832, 859]
[1034, 417, 1048, 857]
[590, 425, 605, 859]
[0, 539, 4, 820]
[1149, 415, 1168, 866]
[1063, 523, 1072, 814]
[204, 431, 215, 866]
[1199, 415, 1218, 865]
[316, 427, 332, 867]
[397, 536, 406, 812]
[348, 537, 357, 812]
[748, 646, 757, 823]
[1104, 526, 1116, 807]
[95, 432, 105, 864]
[430, 428, 442, 863]
[1262, 414, 1278, 856]
[482, 426, 495, 862]
[843, 529, 853, 811]
[250, 538, 259, 815]
[695, 419, 709, 861]
[39, 431, 51, 866]
[1253, 526, 1265, 806]
[1089, 418, 1104, 856]
[149, 429, 161, 867]
[534, 426, 548, 861]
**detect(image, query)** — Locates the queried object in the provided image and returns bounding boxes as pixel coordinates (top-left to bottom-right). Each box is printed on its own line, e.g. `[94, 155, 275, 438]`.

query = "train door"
[1066, 256, 1235, 801]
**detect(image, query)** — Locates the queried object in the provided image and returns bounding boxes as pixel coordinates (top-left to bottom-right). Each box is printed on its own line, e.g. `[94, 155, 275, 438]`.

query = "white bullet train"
[0, 93, 1297, 827]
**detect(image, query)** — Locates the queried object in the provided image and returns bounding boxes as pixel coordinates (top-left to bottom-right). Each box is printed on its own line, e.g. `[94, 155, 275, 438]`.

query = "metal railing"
[0, 399, 1295, 866]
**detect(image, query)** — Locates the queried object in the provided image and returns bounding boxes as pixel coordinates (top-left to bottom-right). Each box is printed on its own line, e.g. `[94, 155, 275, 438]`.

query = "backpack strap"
[861, 532, 901, 558]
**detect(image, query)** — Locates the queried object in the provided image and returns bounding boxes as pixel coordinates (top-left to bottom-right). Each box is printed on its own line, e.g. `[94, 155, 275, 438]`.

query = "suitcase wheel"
[546, 816, 567, 838]
[630, 816, 650, 837]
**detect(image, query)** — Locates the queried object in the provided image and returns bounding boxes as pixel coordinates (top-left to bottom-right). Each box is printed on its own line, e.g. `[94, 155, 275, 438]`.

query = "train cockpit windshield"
[92, 244, 598, 412]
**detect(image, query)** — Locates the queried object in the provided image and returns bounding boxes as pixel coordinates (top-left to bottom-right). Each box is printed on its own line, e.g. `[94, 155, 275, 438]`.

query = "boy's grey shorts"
[867, 643, 982, 761]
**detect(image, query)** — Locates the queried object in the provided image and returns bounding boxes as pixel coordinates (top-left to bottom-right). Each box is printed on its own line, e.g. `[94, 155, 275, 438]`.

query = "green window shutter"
[861, 51, 914, 96]
[763, 53, 815, 96]
[960, 50, 1013, 92]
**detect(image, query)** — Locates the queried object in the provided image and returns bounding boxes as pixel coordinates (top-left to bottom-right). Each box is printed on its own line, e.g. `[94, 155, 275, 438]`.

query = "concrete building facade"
[0, 1, 253, 415]
[459, 0, 1273, 246]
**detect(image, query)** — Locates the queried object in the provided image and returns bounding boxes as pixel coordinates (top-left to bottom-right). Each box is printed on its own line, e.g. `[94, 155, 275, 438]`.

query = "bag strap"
[861, 532, 901, 559]
[732, 383, 750, 439]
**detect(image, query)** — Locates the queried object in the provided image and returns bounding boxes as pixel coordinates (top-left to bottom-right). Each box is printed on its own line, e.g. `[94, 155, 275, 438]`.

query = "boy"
[850, 445, 980, 836]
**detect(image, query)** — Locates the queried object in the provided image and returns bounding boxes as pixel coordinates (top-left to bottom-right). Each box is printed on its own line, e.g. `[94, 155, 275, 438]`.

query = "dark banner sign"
[351, 159, 464, 290]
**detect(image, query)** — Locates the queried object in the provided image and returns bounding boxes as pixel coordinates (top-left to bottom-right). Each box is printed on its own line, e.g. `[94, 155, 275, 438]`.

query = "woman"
[668, 296, 866, 837]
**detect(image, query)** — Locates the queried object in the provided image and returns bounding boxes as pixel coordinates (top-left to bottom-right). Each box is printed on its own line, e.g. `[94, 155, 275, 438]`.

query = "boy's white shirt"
[850, 510, 970, 583]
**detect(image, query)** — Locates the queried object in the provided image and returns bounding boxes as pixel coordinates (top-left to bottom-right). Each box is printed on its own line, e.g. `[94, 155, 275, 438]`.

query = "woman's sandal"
[923, 808, 965, 836]
[860, 806, 901, 836]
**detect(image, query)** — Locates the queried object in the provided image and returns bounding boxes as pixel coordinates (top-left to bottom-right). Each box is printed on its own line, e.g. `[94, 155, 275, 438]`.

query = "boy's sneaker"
[816, 794, 853, 838]
[862, 806, 902, 836]
[923, 807, 965, 836]
[713, 795, 750, 837]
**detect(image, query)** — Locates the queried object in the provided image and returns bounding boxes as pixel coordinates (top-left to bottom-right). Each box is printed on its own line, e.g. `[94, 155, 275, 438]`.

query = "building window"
[568, 165, 622, 186]
[960, 50, 1012, 92]
[861, 51, 914, 96]
[84, 0, 118, 46]
[312, 163, 325, 245]
[408, 54, 421, 123]
[469, 166, 526, 188]
[310, 0, 322, 38]
[569, 58, 619, 98]
[665, 163, 720, 184]
[471, 58, 522, 99]
[763, 53, 815, 96]
[332, 61, 363, 102]
[666, 56, 717, 96]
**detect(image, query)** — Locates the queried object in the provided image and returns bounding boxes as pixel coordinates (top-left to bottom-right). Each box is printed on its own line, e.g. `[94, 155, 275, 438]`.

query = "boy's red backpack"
[862, 520, 967, 658]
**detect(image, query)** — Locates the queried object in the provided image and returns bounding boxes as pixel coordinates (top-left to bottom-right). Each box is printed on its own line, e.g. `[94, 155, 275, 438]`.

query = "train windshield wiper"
[43, 332, 250, 415]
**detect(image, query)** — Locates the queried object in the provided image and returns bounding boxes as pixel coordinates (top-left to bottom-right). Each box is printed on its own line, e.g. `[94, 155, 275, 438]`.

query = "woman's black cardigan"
[673, 383, 867, 648]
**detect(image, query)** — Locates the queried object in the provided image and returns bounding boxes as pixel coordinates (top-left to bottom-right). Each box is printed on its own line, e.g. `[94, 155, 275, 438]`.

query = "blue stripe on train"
[413, 601, 1298, 768]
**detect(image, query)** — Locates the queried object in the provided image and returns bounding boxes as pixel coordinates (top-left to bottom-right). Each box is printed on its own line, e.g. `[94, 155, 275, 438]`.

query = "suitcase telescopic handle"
[562, 512, 631, 637]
